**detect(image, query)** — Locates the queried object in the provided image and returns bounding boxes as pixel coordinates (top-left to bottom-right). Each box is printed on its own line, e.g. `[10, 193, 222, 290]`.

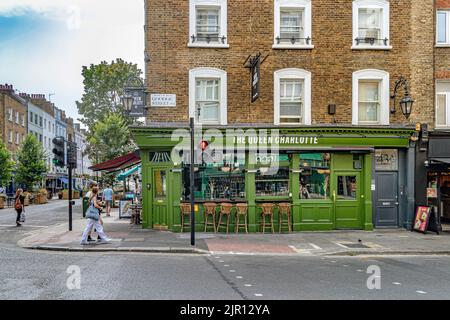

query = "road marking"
[343, 265, 349, 267]
[229, 270, 236, 273]
[219, 260, 224, 263]
[331, 260, 337, 263]
[244, 284, 252, 287]
[254, 294, 263, 297]
[416, 291, 427, 294]
[309, 243, 322, 250]
[357, 269, 364, 272]
[236, 276, 243, 279]
[393, 282, 402, 285]
[224, 264, 230, 267]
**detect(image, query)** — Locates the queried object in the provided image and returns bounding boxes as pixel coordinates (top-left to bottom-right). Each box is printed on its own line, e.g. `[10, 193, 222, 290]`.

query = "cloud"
[0, 0, 144, 123]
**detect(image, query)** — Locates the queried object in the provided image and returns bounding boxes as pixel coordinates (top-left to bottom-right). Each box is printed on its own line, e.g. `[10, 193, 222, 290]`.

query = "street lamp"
[121, 95, 134, 114]
[391, 76, 414, 118]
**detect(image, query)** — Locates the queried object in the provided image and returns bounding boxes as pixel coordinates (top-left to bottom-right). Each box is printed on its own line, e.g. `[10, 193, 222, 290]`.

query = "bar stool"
[278, 203, 292, 233]
[235, 203, 249, 234]
[260, 203, 275, 234]
[203, 202, 217, 233]
[180, 203, 192, 232]
[217, 203, 233, 234]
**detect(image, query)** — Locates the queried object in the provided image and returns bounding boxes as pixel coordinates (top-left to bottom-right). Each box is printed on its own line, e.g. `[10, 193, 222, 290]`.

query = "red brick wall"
[436, 0, 450, 9]
[145, 0, 436, 126]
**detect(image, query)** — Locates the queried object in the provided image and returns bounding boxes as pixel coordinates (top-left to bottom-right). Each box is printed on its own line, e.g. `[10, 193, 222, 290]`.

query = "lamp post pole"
[190, 117, 195, 246]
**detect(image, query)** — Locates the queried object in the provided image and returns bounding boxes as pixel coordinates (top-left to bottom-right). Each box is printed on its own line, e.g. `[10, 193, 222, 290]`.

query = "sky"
[0, 0, 145, 125]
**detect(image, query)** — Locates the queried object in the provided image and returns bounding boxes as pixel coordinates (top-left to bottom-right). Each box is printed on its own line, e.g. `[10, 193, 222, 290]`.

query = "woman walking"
[14, 189, 25, 227]
[80, 186, 111, 245]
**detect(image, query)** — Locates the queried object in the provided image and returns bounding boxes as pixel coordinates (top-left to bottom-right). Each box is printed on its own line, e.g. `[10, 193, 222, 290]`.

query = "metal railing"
[276, 36, 311, 45]
[191, 35, 226, 44]
[355, 37, 389, 46]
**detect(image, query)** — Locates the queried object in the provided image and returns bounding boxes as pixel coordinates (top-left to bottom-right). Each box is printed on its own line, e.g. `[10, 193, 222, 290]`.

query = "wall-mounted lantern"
[391, 76, 414, 118]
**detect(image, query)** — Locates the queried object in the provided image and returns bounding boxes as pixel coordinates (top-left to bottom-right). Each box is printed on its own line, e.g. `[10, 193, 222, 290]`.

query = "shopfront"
[132, 126, 415, 232]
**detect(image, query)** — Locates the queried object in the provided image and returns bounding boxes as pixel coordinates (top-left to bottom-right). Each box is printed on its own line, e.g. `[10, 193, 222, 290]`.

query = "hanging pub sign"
[126, 88, 146, 117]
[251, 55, 260, 103]
[413, 206, 432, 234]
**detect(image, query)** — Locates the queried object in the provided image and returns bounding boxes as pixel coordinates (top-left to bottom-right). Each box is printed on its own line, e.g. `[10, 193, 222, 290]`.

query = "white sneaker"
[97, 238, 112, 244]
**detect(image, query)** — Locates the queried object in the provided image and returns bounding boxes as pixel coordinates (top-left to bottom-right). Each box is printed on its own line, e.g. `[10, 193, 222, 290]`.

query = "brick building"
[0, 84, 28, 154]
[132, 0, 450, 232]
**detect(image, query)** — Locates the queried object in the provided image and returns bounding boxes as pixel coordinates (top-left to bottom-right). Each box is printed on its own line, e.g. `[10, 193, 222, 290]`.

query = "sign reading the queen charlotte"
[233, 135, 319, 145]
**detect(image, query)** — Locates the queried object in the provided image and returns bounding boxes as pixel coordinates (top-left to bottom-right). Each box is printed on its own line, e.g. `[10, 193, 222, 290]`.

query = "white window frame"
[8, 109, 12, 121]
[274, 68, 311, 125]
[436, 81, 450, 128]
[15, 111, 19, 124]
[352, 69, 390, 125]
[8, 131, 13, 143]
[352, 0, 391, 50]
[189, 67, 227, 125]
[188, 0, 229, 48]
[273, 0, 313, 49]
[437, 10, 450, 46]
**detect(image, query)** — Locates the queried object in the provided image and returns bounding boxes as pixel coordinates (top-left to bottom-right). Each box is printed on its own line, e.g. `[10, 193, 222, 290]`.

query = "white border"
[352, 0, 391, 50]
[274, 68, 312, 126]
[352, 69, 390, 125]
[189, 67, 228, 125]
[436, 81, 450, 128]
[273, 0, 313, 50]
[188, 0, 229, 48]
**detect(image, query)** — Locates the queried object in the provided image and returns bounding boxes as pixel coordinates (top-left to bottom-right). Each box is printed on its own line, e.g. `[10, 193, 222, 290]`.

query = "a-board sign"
[413, 206, 431, 234]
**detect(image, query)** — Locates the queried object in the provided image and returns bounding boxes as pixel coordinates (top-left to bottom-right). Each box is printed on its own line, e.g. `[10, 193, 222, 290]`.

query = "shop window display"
[255, 166, 290, 197]
[299, 153, 330, 199]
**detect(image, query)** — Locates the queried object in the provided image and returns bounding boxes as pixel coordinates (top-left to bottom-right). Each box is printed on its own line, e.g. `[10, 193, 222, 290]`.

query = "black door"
[375, 172, 399, 227]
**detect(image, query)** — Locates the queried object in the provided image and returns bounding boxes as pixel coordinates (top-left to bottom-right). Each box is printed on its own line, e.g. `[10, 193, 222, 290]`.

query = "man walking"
[102, 184, 113, 217]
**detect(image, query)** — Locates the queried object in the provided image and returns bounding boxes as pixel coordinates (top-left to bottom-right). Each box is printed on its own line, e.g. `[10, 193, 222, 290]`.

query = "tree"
[15, 134, 47, 191]
[88, 113, 135, 165]
[76, 58, 143, 131]
[0, 140, 13, 188]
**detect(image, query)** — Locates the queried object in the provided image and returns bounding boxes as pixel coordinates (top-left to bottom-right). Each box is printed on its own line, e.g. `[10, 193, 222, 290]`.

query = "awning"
[89, 151, 141, 172]
[429, 158, 450, 165]
[117, 165, 141, 181]
[59, 177, 69, 184]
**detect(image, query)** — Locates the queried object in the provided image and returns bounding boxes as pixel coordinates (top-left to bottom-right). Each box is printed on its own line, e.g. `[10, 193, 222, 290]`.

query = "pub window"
[189, 0, 228, 48]
[299, 153, 330, 199]
[352, 0, 391, 49]
[436, 81, 450, 128]
[280, 79, 303, 124]
[352, 69, 389, 125]
[274, 68, 311, 125]
[182, 153, 245, 201]
[189, 67, 227, 125]
[437, 11, 450, 45]
[273, 0, 313, 49]
[255, 166, 290, 197]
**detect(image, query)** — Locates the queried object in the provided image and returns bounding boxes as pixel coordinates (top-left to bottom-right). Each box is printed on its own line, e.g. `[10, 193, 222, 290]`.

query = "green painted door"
[334, 172, 363, 229]
[152, 168, 169, 230]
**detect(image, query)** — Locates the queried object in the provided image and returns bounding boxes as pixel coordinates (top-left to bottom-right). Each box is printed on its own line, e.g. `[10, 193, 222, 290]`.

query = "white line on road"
[254, 294, 263, 297]
[229, 270, 236, 273]
[392, 282, 402, 285]
[224, 264, 230, 267]
[416, 291, 427, 294]
[236, 276, 243, 279]
[309, 243, 322, 250]
[244, 284, 252, 287]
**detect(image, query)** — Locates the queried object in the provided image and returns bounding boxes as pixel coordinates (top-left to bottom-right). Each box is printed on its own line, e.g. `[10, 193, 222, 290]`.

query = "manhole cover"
[340, 243, 370, 249]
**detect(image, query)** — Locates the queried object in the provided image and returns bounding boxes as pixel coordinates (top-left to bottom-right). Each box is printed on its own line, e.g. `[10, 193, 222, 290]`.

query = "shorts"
[105, 200, 112, 206]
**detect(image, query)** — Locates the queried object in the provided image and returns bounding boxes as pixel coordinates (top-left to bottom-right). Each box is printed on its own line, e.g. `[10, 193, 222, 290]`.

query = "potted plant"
[58, 190, 63, 200]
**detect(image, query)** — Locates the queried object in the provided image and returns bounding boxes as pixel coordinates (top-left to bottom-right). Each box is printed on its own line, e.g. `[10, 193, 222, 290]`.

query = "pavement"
[17, 207, 450, 256]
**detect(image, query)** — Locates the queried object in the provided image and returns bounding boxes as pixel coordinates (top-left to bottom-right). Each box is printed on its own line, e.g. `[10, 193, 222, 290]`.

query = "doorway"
[151, 167, 169, 230]
[334, 172, 363, 229]
[375, 172, 399, 227]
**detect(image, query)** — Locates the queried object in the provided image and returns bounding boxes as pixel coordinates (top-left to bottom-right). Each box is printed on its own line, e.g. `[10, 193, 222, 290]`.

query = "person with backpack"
[80, 186, 111, 245]
[14, 189, 25, 227]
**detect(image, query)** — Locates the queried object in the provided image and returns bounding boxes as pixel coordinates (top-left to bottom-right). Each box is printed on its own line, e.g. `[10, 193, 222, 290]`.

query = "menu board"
[413, 206, 431, 233]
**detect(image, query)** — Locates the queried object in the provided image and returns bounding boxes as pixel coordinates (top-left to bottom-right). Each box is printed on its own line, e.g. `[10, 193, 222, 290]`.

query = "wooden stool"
[203, 202, 217, 232]
[217, 203, 233, 234]
[180, 203, 192, 232]
[278, 203, 292, 233]
[260, 203, 275, 234]
[235, 203, 249, 234]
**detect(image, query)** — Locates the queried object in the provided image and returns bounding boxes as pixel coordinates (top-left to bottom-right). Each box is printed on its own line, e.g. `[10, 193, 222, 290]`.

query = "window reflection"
[337, 176, 357, 200]
[299, 153, 330, 199]
[255, 166, 290, 197]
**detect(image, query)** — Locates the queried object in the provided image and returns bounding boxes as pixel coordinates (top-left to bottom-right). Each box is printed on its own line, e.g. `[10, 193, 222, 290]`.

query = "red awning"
[89, 151, 141, 172]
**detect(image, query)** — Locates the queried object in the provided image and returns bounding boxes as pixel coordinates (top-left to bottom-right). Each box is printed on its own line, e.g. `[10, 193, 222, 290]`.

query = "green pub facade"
[132, 125, 416, 232]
